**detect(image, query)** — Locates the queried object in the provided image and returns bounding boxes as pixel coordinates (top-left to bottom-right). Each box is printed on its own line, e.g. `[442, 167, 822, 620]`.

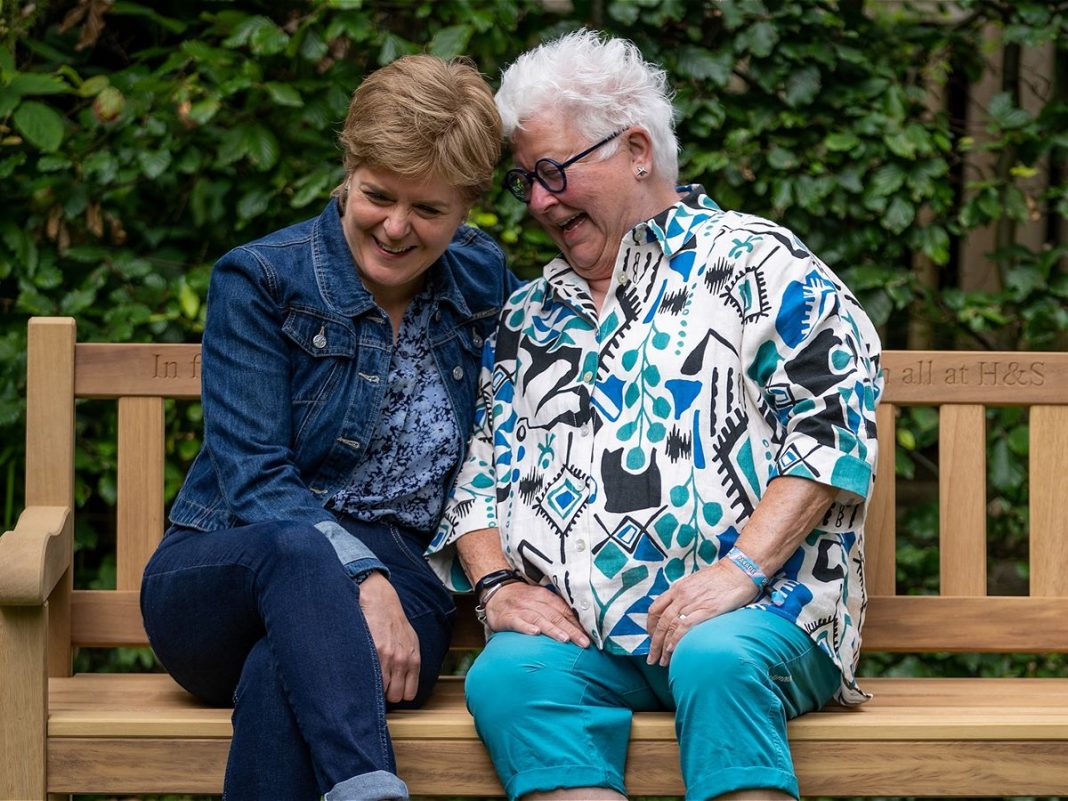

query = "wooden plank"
[44, 737, 1068, 797]
[75, 343, 201, 399]
[70, 591, 146, 647]
[26, 318, 75, 510]
[0, 607, 48, 800]
[939, 404, 987, 595]
[881, 351, 1068, 405]
[116, 397, 165, 591]
[866, 403, 897, 596]
[794, 740, 1068, 796]
[863, 595, 1068, 651]
[1030, 405, 1068, 597]
[67, 590, 1068, 653]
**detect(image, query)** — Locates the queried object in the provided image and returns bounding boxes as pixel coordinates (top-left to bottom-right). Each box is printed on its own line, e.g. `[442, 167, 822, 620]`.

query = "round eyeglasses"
[503, 129, 625, 203]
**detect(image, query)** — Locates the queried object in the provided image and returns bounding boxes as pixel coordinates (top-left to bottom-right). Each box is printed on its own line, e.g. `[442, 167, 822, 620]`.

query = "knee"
[256, 520, 338, 571]
[670, 624, 766, 700]
[464, 633, 569, 725]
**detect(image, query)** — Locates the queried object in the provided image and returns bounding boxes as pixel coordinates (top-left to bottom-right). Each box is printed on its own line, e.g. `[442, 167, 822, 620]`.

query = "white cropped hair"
[496, 29, 680, 182]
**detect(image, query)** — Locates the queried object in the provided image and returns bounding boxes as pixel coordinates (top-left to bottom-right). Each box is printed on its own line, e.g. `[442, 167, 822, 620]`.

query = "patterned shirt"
[329, 287, 460, 535]
[428, 188, 882, 703]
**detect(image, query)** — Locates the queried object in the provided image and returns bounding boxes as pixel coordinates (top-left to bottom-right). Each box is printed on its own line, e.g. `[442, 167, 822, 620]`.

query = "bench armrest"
[0, 506, 72, 605]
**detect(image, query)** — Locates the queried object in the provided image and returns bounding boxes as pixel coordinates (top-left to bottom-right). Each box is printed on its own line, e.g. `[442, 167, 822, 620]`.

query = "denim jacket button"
[472, 332, 484, 347]
[433, 310, 443, 322]
[452, 365, 464, 380]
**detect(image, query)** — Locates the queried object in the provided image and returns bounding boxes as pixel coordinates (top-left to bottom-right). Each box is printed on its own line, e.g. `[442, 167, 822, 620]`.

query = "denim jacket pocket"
[282, 307, 357, 359]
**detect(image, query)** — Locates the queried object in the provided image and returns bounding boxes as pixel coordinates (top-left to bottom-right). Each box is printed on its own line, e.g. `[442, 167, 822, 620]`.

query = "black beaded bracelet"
[474, 568, 522, 598]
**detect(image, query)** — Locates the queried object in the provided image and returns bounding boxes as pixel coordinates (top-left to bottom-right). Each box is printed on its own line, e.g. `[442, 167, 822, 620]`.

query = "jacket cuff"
[314, 520, 390, 580]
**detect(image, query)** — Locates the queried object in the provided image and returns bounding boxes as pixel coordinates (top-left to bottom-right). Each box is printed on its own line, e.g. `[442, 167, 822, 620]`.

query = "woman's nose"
[382, 209, 410, 239]
[527, 181, 559, 214]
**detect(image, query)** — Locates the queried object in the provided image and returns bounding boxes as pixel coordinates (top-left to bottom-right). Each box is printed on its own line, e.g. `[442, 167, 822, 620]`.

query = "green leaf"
[884, 196, 915, 234]
[178, 280, 200, 319]
[137, 150, 172, 180]
[784, 66, 820, 107]
[13, 101, 65, 152]
[676, 47, 733, 85]
[244, 124, 280, 170]
[265, 82, 303, 108]
[77, 75, 111, 97]
[987, 92, 1031, 131]
[825, 131, 860, 152]
[870, 163, 905, 197]
[237, 187, 271, 221]
[429, 25, 472, 60]
[6, 72, 69, 96]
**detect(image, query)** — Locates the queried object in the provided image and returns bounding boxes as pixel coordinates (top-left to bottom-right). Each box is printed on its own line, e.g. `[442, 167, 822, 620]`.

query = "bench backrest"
[21, 317, 1068, 664]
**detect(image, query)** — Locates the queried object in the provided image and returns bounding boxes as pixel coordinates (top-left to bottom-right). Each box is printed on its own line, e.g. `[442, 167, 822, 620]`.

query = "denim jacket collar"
[312, 198, 474, 321]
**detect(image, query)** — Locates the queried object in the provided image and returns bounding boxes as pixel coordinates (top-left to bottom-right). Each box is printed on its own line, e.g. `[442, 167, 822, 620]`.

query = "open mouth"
[375, 238, 415, 255]
[559, 213, 586, 233]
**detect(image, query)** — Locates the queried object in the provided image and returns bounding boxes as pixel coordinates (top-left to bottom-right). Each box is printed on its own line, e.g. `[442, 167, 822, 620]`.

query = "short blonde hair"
[337, 55, 502, 204]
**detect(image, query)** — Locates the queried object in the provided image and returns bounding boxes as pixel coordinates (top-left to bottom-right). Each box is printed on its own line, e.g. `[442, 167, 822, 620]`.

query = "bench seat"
[5, 321, 1068, 799]
[47, 672, 1068, 796]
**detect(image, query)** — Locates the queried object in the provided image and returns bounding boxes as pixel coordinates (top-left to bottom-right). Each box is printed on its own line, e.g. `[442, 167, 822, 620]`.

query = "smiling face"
[341, 165, 469, 306]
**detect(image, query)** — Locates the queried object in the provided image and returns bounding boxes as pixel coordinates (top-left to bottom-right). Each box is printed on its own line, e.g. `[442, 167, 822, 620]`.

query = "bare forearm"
[455, 527, 512, 585]
[734, 476, 838, 576]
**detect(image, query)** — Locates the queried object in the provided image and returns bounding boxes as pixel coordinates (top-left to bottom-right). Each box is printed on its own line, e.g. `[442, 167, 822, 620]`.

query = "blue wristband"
[725, 546, 769, 591]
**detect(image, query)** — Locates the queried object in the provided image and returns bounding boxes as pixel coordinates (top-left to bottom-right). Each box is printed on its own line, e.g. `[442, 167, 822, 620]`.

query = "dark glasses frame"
[503, 129, 625, 203]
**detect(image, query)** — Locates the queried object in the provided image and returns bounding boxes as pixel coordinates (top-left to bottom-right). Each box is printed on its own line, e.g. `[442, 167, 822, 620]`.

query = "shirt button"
[619, 273, 630, 285]
[582, 370, 594, 384]
[580, 422, 591, 437]
[452, 366, 464, 380]
[580, 601, 590, 611]
[575, 539, 586, 552]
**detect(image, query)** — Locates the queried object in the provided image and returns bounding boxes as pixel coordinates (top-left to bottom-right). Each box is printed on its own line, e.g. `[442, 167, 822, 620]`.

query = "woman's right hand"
[483, 582, 591, 648]
[357, 572, 421, 703]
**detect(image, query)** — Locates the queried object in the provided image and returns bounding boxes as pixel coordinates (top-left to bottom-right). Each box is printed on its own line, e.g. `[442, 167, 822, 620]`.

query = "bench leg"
[0, 605, 48, 800]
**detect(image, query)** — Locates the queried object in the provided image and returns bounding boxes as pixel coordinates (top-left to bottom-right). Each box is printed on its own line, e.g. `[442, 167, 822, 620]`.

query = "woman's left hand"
[358, 572, 421, 703]
[645, 560, 760, 668]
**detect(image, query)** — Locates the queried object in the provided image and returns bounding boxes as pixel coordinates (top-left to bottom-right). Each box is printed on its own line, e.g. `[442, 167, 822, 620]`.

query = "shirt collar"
[638, 184, 721, 258]
[543, 184, 722, 308]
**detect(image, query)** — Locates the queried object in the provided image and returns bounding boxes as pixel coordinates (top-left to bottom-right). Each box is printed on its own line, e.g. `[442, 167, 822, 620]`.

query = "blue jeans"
[140, 517, 455, 801]
[465, 608, 840, 801]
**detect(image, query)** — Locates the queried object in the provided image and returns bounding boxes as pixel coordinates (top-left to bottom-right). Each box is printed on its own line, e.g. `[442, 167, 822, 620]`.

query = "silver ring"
[677, 613, 687, 621]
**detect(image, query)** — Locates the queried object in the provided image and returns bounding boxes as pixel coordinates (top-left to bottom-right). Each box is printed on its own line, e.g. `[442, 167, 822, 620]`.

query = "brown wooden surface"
[1030, 405, 1068, 596]
[45, 674, 1068, 795]
[939, 404, 987, 595]
[75, 342, 202, 399]
[117, 397, 165, 592]
[13, 324, 1068, 799]
[862, 595, 1068, 651]
[47, 674, 1068, 741]
[880, 350, 1068, 405]
[0, 606, 48, 799]
[866, 402, 897, 596]
[26, 318, 75, 509]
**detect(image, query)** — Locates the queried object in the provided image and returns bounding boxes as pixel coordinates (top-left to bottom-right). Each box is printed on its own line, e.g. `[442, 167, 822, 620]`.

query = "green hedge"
[2, 0, 1066, 698]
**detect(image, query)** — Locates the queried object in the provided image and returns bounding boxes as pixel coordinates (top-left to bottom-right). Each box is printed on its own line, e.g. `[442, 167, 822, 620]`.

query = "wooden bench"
[2, 316, 1068, 798]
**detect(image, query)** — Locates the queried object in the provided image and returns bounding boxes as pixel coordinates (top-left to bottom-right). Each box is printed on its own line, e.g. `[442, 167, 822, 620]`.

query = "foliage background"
[1, 0, 1066, 798]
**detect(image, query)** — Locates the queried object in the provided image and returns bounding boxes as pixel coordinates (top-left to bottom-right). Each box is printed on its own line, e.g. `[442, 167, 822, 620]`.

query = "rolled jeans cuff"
[324, 769, 409, 801]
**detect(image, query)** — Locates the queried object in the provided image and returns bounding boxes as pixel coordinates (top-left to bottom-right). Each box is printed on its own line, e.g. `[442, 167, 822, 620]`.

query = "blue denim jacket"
[169, 199, 518, 577]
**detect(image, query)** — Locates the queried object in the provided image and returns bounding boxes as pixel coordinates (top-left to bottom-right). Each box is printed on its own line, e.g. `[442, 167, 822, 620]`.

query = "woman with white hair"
[428, 30, 883, 801]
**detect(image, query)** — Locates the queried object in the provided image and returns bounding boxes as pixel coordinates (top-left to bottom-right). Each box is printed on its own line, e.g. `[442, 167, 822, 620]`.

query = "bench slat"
[866, 402, 897, 596]
[75, 343, 202, 399]
[1031, 405, 1068, 596]
[71, 590, 1068, 652]
[881, 351, 1068, 405]
[863, 595, 1068, 651]
[939, 404, 987, 595]
[47, 735, 1068, 797]
[117, 398, 165, 592]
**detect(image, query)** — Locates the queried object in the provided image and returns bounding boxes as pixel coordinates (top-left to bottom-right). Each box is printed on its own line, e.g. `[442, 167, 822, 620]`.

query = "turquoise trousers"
[464, 607, 840, 801]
